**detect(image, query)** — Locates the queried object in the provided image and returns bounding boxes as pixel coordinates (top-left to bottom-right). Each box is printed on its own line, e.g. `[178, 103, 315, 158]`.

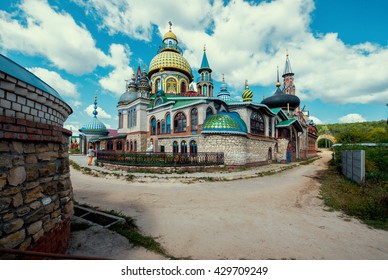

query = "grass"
[319, 164, 388, 230]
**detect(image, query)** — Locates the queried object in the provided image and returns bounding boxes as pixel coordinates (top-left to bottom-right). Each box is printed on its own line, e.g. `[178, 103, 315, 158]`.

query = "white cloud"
[0, 0, 108, 74]
[84, 104, 112, 119]
[27, 67, 79, 98]
[99, 44, 134, 96]
[338, 113, 367, 123]
[309, 116, 323, 125]
[72, 0, 388, 105]
[71, 100, 83, 107]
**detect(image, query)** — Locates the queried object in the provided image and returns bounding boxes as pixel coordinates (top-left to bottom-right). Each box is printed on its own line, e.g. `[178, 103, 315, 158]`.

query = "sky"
[0, 0, 387, 135]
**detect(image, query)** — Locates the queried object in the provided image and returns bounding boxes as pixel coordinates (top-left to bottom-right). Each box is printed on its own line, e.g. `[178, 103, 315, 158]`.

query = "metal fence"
[96, 151, 224, 166]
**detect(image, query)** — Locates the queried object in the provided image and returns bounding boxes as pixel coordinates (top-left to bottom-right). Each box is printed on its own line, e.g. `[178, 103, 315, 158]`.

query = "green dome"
[202, 112, 247, 135]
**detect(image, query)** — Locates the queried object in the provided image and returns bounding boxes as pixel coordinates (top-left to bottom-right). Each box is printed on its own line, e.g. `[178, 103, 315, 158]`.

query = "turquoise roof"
[202, 112, 247, 135]
[79, 117, 109, 135]
[199, 50, 211, 71]
[276, 118, 297, 127]
[0, 54, 64, 101]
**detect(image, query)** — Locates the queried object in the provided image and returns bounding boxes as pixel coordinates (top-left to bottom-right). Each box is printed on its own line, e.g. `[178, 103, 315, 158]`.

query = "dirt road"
[69, 150, 388, 259]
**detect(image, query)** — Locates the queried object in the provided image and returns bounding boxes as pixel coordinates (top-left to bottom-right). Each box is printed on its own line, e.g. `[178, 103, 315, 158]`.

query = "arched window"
[181, 140, 187, 154]
[150, 117, 156, 135]
[174, 112, 187, 133]
[205, 72, 208, 81]
[126, 141, 129, 151]
[173, 141, 179, 154]
[118, 112, 123, 128]
[157, 121, 161, 135]
[268, 147, 272, 161]
[166, 114, 171, 134]
[274, 143, 278, 153]
[268, 117, 272, 137]
[190, 140, 197, 154]
[134, 140, 137, 152]
[181, 81, 186, 94]
[166, 78, 177, 93]
[203, 84, 207, 96]
[155, 78, 161, 92]
[107, 141, 114, 150]
[191, 108, 198, 133]
[206, 107, 213, 119]
[155, 98, 163, 106]
[117, 141, 123, 150]
[250, 111, 265, 135]
[161, 121, 165, 134]
[130, 141, 133, 151]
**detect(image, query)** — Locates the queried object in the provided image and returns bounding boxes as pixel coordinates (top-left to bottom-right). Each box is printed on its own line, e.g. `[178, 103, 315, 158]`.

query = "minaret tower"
[217, 74, 231, 101]
[197, 45, 213, 96]
[282, 51, 295, 95]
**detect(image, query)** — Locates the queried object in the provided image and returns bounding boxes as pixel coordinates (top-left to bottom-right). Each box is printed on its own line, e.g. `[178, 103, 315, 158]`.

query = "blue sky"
[0, 0, 387, 135]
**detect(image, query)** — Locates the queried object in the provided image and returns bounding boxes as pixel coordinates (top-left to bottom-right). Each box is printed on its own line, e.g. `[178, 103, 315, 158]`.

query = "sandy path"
[70, 150, 388, 259]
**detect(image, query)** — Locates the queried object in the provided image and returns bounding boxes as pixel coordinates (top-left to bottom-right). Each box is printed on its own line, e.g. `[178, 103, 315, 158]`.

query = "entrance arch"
[317, 134, 336, 148]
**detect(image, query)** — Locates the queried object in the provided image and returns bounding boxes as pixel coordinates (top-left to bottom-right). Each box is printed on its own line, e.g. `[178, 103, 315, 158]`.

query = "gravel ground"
[68, 150, 388, 260]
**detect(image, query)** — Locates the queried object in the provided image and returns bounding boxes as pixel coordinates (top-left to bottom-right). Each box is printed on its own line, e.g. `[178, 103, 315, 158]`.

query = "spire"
[242, 80, 253, 102]
[199, 45, 211, 72]
[217, 73, 230, 102]
[168, 21, 172, 31]
[276, 66, 281, 88]
[283, 50, 293, 77]
[93, 94, 98, 118]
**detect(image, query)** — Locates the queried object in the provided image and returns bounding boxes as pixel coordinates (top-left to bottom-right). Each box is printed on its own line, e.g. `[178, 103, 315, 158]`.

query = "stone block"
[12, 102, 22, 112]
[12, 192, 23, 208]
[24, 187, 43, 204]
[3, 212, 15, 222]
[63, 201, 74, 217]
[4, 218, 24, 234]
[0, 229, 25, 249]
[29, 200, 42, 210]
[27, 220, 43, 235]
[16, 206, 30, 217]
[24, 181, 39, 190]
[12, 155, 24, 166]
[36, 144, 49, 153]
[0, 154, 12, 169]
[51, 209, 62, 219]
[18, 237, 32, 251]
[38, 162, 56, 176]
[1, 186, 21, 196]
[25, 208, 45, 224]
[22, 143, 36, 154]
[0, 178, 6, 190]
[0, 141, 9, 151]
[32, 229, 44, 243]
[6, 92, 17, 102]
[25, 165, 39, 182]
[7, 166, 26, 186]
[42, 182, 58, 196]
[25, 154, 37, 164]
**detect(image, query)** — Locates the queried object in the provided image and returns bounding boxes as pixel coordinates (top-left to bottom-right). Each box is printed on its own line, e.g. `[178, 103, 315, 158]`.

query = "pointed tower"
[282, 52, 295, 95]
[217, 74, 231, 101]
[197, 45, 213, 96]
[138, 65, 151, 98]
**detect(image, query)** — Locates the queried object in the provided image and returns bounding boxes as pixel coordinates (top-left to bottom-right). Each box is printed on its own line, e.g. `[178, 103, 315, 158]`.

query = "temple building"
[80, 24, 317, 165]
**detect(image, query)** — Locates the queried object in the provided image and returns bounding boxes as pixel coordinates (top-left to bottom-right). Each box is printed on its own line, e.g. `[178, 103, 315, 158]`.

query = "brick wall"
[0, 67, 73, 258]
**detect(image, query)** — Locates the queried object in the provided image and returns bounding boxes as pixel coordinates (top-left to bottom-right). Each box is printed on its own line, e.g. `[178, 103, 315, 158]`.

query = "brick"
[30, 108, 38, 116]
[17, 80, 27, 88]
[26, 115, 34, 122]
[6, 92, 17, 102]
[0, 98, 11, 109]
[0, 80, 16, 92]
[0, 88, 5, 98]
[26, 99, 34, 108]
[12, 102, 22, 112]
[15, 112, 26, 119]
[5, 109, 16, 118]
[5, 75, 17, 83]
[21, 105, 30, 114]
[33, 116, 41, 123]
[17, 96, 26, 105]
[35, 103, 42, 110]
[27, 84, 35, 91]
[15, 87, 28, 97]
[42, 105, 47, 112]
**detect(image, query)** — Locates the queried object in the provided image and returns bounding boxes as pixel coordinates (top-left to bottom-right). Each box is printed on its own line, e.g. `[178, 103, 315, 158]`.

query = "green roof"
[276, 118, 297, 127]
[172, 100, 202, 110]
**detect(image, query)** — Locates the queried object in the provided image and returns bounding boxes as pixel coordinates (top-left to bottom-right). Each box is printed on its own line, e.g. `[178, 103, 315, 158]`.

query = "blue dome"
[79, 117, 109, 135]
[202, 112, 247, 135]
[119, 90, 138, 104]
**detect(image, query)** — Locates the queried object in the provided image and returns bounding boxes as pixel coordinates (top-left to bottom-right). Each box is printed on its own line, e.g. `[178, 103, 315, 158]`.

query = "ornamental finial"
[245, 79, 248, 89]
[93, 91, 98, 118]
[222, 73, 225, 82]
[204, 44, 206, 52]
[168, 21, 172, 31]
[276, 66, 281, 87]
[286, 49, 289, 57]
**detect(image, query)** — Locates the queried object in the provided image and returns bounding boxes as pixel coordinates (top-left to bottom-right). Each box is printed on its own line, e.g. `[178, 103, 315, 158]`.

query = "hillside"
[316, 120, 388, 143]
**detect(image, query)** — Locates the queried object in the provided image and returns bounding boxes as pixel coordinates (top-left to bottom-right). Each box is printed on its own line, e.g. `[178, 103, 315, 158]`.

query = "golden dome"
[149, 51, 192, 80]
[163, 30, 178, 42]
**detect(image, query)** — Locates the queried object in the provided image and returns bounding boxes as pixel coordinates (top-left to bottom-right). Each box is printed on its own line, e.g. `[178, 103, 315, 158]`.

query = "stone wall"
[0, 65, 73, 257]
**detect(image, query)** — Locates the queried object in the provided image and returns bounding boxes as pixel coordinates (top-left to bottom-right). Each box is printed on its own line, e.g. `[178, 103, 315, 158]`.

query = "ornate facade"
[81, 25, 318, 165]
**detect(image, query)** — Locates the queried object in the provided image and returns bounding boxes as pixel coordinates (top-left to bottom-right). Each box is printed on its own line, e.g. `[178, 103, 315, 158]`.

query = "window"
[155, 78, 161, 92]
[166, 78, 177, 93]
[268, 118, 272, 137]
[134, 140, 137, 151]
[132, 108, 136, 127]
[174, 112, 186, 133]
[190, 140, 197, 154]
[107, 141, 114, 150]
[117, 141, 123, 150]
[173, 141, 179, 154]
[155, 98, 163, 106]
[161, 121, 165, 134]
[181, 81, 186, 93]
[203, 84, 207, 96]
[126, 141, 129, 151]
[166, 114, 171, 134]
[130, 141, 133, 151]
[181, 140, 187, 154]
[127, 108, 136, 128]
[250, 111, 265, 135]
[206, 107, 213, 119]
[118, 112, 123, 128]
[157, 122, 161, 135]
[160, 145, 165, 153]
[191, 108, 198, 133]
[128, 110, 132, 128]
[151, 117, 156, 135]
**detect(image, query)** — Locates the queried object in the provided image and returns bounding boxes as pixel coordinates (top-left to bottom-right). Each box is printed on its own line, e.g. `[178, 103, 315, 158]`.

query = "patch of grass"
[71, 221, 92, 232]
[299, 157, 320, 165]
[69, 160, 81, 171]
[319, 165, 388, 230]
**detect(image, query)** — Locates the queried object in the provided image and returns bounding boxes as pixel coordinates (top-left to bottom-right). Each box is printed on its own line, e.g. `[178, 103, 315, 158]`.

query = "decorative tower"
[242, 80, 253, 102]
[138, 65, 151, 98]
[217, 74, 231, 101]
[197, 45, 213, 96]
[282, 52, 295, 95]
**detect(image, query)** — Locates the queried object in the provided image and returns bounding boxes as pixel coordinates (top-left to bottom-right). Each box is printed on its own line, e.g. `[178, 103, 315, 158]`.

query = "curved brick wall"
[0, 60, 73, 258]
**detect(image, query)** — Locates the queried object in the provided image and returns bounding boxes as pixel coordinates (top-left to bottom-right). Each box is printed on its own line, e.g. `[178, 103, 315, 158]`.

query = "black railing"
[97, 151, 224, 166]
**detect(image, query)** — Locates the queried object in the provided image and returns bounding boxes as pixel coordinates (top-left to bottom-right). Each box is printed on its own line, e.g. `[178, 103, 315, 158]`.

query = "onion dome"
[149, 51, 192, 79]
[261, 80, 300, 110]
[202, 112, 247, 135]
[119, 74, 138, 104]
[217, 74, 231, 101]
[79, 96, 109, 136]
[163, 30, 178, 42]
[242, 80, 253, 102]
